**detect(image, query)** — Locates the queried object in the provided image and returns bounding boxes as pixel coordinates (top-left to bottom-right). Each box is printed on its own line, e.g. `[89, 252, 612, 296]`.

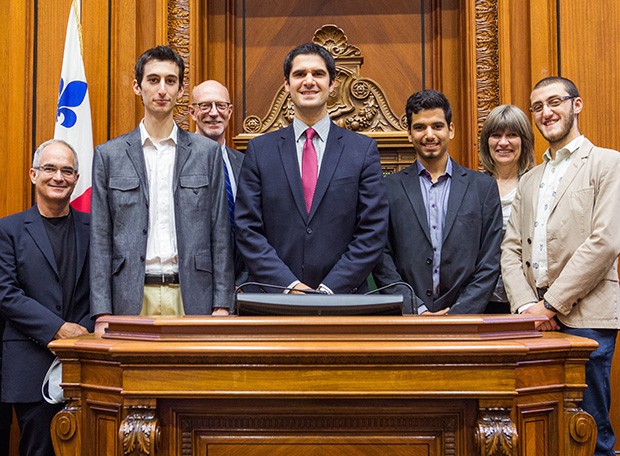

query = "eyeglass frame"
[191, 101, 232, 113]
[529, 95, 576, 113]
[33, 164, 78, 179]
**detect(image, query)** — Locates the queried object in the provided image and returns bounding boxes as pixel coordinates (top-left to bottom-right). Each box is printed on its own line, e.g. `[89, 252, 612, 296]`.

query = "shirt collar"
[293, 114, 331, 142]
[416, 157, 453, 178]
[543, 134, 584, 164]
[139, 120, 178, 147]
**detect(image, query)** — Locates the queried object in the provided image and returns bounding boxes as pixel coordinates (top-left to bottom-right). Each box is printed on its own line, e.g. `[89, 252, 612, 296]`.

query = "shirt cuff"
[285, 280, 301, 294]
[317, 283, 334, 295]
[517, 302, 537, 314]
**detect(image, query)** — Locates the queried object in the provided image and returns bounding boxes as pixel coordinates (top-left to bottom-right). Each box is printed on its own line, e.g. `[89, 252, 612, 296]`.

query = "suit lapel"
[443, 161, 469, 242]
[401, 165, 432, 244]
[125, 128, 150, 203]
[72, 208, 89, 284]
[548, 140, 591, 216]
[174, 129, 192, 195]
[24, 206, 59, 278]
[308, 124, 343, 220]
[278, 125, 308, 220]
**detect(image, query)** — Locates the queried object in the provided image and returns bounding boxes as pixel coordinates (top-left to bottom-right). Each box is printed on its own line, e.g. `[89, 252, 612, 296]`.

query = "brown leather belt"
[145, 273, 179, 285]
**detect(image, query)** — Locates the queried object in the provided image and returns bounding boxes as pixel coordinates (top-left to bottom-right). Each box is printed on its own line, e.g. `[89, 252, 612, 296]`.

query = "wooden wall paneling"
[82, 0, 111, 150]
[34, 0, 73, 168]
[435, 0, 467, 168]
[109, 0, 140, 139]
[497, 0, 533, 116]
[239, 1, 424, 138]
[559, 0, 620, 153]
[1, 0, 34, 217]
[528, 0, 558, 163]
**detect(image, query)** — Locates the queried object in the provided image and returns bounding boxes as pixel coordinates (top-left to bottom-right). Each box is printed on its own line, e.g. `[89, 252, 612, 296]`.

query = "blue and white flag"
[54, 0, 93, 212]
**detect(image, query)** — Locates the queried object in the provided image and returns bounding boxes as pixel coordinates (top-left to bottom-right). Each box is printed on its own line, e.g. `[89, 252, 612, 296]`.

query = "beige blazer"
[502, 138, 620, 328]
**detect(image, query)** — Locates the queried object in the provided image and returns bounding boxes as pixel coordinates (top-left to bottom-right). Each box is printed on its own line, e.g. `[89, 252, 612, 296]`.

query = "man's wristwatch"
[543, 299, 557, 312]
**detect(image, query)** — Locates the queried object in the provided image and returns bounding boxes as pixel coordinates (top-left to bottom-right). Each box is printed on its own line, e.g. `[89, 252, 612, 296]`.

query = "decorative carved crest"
[475, 408, 517, 455]
[241, 25, 407, 137]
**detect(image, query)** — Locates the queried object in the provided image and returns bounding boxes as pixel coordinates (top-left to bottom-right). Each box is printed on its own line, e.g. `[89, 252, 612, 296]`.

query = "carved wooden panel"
[169, 399, 468, 456]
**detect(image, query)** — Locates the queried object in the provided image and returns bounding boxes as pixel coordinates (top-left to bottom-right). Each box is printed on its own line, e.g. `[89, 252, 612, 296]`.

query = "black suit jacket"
[235, 122, 388, 293]
[373, 160, 502, 314]
[0, 206, 92, 402]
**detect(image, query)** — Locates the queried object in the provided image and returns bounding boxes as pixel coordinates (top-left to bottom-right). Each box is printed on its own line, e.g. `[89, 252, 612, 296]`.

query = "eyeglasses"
[191, 101, 231, 113]
[529, 95, 575, 113]
[34, 164, 78, 178]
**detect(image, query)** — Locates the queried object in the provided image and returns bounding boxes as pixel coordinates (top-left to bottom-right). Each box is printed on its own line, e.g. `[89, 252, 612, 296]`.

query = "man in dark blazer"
[91, 46, 233, 324]
[190, 80, 247, 285]
[373, 90, 502, 314]
[235, 43, 388, 295]
[0, 139, 92, 456]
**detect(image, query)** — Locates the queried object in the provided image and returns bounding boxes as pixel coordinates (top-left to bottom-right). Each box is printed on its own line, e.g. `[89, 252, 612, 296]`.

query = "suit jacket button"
[143, 229, 147, 235]
[140, 256, 145, 262]
[426, 258, 432, 265]
[527, 238, 532, 244]
[426, 289, 432, 296]
[525, 261, 531, 267]
[56, 305, 61, 311]
[306, 227, 312, 234]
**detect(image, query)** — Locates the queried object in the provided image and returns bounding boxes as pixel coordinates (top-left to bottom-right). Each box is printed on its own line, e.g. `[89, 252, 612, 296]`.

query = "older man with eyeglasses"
[0, 139, 93, 456]
[190, 80, 247, 286]
[502, 76, 620, 455]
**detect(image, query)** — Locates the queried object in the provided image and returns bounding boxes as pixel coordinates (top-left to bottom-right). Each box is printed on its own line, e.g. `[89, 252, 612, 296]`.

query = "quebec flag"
[54, 0, 93, 212]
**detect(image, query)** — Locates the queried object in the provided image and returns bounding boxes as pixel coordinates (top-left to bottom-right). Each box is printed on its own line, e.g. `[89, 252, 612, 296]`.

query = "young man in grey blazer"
[502, 76, 620, 455]
[90, 46, 234, 327]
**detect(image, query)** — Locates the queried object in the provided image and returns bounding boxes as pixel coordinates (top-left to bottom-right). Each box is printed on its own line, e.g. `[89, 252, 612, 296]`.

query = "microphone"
[365, 281, 418, 315]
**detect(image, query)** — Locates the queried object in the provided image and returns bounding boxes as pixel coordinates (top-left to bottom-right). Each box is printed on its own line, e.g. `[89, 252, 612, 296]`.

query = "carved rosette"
[119, 408, 161, 456]
[475, 408, 517, 455]
[565, 405, 596, 455]
[168, 0, 190, 130]
[241, 24, 405, 135]
[475, 0, 500, 133]
[51, 404, 81, 456]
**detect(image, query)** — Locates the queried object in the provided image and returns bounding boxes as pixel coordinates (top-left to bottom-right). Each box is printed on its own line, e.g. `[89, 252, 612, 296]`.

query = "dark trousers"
[0, 402, 11, 456]
[559, 324, 617, 456]
[12, 401, 62, 456]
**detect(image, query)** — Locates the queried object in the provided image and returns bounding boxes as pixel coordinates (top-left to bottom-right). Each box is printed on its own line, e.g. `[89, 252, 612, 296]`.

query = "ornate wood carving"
[565, 404, 597, 456]
[51, 403, 81, 456]
[179, 412, 459, 456]
[240, 24, 407, 137]
[168, 0, 191, 130]
[474, 0, 500, 133]
[475, 408, 517, 455]
[119, 407, 161, 456]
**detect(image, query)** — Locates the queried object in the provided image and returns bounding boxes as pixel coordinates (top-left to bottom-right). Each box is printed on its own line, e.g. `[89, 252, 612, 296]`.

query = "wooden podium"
[49, 315, 597, 455]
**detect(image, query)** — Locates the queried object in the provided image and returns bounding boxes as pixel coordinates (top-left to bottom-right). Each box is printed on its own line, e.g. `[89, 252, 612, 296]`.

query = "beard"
[539, 105, 575, 144]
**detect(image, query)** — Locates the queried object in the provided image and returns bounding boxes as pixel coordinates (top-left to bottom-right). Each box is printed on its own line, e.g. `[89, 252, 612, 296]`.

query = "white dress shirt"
[140, 121, 179, 275]
[531, 135, 584, 287]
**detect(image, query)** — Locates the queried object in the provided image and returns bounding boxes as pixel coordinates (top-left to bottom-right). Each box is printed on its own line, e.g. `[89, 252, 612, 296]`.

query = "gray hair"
[32, 139, 79, 172]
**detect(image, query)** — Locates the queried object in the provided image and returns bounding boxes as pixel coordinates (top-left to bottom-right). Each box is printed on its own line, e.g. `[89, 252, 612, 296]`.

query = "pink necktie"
[302, 128, 318, 213]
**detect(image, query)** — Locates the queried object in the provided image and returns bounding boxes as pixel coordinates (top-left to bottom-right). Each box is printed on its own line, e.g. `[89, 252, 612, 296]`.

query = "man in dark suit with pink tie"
[235, 43, 388, 295]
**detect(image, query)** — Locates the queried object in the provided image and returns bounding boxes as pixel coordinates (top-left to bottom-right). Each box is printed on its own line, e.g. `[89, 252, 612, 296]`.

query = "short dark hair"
[532, 76, 580, 98]
[283, 43, 336, 84]
[479, 105, 535, 177]
[405, 89, 452, 128]
[135, 45, 185, 88]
